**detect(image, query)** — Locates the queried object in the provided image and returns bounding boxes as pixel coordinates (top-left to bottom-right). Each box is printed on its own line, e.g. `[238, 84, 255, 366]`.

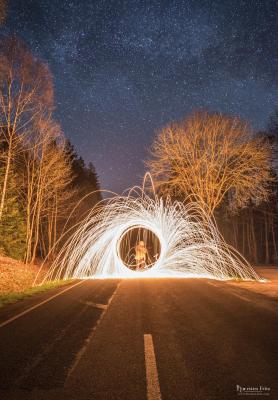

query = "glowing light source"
[117, 226, 161, 270]
[41, 175, 260, 282]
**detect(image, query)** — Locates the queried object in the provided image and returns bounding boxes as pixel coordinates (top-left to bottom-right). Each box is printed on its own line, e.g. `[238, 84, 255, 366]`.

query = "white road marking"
[65, 281, 121, 383]
[206, 281, 252, 302]
[144, 334, 162, 400]
[79, 300, 108, 310]
[228, 291, 252, 303]
[206, 281, 221, 287]
[0, 280, 85, 329]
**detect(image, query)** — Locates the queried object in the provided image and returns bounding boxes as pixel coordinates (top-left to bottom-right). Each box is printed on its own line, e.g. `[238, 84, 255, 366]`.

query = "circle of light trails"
[42, 175, 260, 282]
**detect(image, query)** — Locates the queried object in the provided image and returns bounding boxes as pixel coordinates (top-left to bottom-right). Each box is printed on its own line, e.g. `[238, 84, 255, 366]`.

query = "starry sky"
[2, 0, 278, 192]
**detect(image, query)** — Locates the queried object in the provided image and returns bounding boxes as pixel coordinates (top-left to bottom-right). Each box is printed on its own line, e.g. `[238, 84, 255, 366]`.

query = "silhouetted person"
[135, 240, 147, 270]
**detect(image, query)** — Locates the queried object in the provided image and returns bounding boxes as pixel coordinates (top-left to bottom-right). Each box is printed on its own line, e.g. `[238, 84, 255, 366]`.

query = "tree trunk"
[271, 214, 277, 260]
[242, 220, 245, 256]
[250, 209, 258, 264]
[264, 211, 269, 264]
[232, 218, 238, 249]
[0, 146, 12, 221]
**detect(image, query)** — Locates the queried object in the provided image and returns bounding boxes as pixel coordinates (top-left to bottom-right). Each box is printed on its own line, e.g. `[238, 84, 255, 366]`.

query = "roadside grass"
[0, 280, 73, 308]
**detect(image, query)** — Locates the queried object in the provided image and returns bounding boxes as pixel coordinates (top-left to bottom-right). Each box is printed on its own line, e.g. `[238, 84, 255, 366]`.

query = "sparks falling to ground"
[40, 175, 260, 283]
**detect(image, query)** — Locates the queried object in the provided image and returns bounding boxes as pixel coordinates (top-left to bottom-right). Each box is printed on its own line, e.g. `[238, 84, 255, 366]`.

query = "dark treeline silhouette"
[64, 140, 102, 227]
[217, 112, 278, 265]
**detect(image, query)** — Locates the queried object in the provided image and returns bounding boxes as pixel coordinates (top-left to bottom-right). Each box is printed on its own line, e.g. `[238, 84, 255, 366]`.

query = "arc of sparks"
[42, 174, 260, 282]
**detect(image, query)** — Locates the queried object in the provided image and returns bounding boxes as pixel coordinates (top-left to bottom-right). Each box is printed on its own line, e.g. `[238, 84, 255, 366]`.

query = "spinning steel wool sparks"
[40, 175, 260, 282]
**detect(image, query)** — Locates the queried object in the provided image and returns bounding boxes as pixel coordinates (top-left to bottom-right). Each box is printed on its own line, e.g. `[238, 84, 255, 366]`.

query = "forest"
[0, 36, 101, 264]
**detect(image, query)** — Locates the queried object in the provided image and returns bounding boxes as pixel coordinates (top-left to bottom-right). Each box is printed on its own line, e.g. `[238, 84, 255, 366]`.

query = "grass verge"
[0, 280, 74, 308]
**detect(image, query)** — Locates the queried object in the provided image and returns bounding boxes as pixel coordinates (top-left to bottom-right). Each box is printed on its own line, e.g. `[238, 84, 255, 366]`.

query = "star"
[3, 0, 278, 192]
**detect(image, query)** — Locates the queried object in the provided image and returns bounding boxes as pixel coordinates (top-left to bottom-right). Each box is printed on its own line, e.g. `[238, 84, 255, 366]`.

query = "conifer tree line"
[0, 36, 101, 262]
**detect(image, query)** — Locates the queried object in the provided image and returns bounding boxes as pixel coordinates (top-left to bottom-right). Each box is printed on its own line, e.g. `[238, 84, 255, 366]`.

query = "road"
[0, 278, 277, 400]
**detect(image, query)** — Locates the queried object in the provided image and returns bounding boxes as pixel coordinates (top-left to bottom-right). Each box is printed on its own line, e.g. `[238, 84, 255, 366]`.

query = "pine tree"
[0, 166, 26, 260]
[65, 140, 101, 202]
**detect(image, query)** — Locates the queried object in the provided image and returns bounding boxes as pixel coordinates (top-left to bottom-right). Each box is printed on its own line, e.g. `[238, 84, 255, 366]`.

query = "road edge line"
[0, 280, 85, 329]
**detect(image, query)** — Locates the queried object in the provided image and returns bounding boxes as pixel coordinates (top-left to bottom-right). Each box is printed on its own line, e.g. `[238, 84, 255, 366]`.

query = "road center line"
[144, 334, 162, 400]
[0, 280, 85, 329]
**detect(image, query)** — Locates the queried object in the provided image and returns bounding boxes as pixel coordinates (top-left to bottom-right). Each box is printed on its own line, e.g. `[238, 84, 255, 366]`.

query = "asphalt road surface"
[0, 278, 277, 400]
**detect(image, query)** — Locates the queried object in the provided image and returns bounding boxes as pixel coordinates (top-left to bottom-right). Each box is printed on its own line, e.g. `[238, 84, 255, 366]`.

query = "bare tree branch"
[147, 112, 273, 215]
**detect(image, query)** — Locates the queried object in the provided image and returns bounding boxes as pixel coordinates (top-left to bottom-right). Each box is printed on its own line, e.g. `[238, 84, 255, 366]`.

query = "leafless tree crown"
[147, 112, 272, 215]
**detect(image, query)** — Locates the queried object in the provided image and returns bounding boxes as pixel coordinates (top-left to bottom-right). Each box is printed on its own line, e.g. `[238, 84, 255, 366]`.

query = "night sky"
[2, 0, 278, 192]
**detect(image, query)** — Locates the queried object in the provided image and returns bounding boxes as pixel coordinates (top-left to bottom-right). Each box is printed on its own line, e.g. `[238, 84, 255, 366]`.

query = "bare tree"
[147, 112, 272, 215]
[0, 36, 53, 221]
[0, 0, 7, 25]
[22, 117, 74, 263]
[39, 132, 75, 260]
